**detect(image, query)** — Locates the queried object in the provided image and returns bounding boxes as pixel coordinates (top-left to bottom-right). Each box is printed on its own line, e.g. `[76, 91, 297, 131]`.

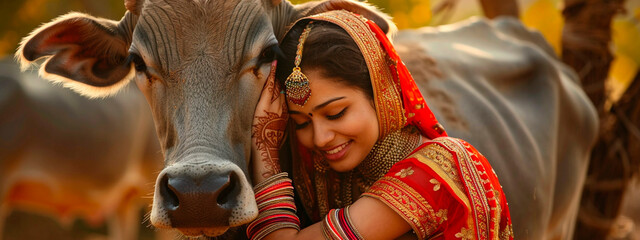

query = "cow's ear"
[16, 11, 137, 98]
[125, 0, 145, 15]
[263, 0, 282, 8]
[302, 0, 396, 34]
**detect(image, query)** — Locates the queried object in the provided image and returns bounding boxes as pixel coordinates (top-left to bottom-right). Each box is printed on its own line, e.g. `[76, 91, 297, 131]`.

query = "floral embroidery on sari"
[430, 179, 441, 191]
[396, 167, 415, 178]
[455, 227, 474, 239]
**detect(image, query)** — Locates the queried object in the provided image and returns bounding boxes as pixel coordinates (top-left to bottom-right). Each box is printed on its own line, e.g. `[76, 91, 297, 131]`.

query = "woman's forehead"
[287, 76, 361, 111]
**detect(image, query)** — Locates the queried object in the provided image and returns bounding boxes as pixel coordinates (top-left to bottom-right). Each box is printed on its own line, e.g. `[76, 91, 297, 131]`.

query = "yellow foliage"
[607, 16, 640, 100]
[521, 0, 564, 56]
[18, 0, 49, 22]
[612, 18, 640, 65]
[387, 0, 410, 13]
[0, 31, 18, 58]
[608, 54, 638, 102]
[392, 12, 411, 29]
[410, 2, 432, 27]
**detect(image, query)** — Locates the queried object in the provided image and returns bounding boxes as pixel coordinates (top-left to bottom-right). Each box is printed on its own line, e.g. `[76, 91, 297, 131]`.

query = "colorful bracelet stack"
[246, 172, 300, 240]
[322, 206, 364, 240]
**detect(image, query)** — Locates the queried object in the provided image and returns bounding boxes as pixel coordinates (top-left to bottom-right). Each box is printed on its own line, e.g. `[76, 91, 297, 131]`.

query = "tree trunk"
[479, 0, 519, 18]
[562, 0, 633, 238]
[562, 0, 623, 113]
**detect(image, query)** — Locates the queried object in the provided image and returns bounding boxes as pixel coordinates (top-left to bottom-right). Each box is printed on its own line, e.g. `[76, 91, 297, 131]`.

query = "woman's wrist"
[247, 173, 300, 240]
[323, 206, 364, 240]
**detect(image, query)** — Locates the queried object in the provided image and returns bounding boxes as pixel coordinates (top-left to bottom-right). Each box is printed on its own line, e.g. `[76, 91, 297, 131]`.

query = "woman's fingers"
[251, 60, 288, 182]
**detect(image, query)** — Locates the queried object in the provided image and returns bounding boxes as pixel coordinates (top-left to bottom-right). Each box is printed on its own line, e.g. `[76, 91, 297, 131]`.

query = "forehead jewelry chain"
[285, 22, 314, 106]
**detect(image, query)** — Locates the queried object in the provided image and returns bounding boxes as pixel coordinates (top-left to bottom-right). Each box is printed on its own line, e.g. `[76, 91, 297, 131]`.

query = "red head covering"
[294, 10, 446, 140]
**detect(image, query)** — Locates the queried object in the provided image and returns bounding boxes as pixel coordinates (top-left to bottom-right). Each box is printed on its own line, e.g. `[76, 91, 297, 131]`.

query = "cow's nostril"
[160, 174, 179, 210]
[217, 171, 239, 206]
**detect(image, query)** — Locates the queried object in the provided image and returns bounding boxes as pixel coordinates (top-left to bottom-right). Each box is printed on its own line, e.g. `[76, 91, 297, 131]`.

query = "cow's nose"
[160, 171, 240, 228]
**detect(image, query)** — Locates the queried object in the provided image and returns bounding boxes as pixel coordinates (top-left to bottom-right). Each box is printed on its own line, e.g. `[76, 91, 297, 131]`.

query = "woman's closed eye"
[327, 107, 348, 120]
[295, 121, 310, 130]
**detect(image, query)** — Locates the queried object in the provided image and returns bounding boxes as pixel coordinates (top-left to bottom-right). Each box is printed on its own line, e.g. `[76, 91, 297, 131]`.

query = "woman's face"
[288, 69, 379, 172]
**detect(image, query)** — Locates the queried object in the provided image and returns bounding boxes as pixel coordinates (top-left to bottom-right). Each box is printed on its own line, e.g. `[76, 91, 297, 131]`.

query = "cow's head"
[16, 0, 392, 237]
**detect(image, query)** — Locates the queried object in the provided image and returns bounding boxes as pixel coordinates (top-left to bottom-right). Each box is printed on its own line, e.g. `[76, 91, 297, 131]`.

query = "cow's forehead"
[132, 0, 271, 73]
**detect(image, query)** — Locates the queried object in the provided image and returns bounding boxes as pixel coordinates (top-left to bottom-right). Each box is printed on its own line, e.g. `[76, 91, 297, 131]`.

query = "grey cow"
[16, 0, 598, 239]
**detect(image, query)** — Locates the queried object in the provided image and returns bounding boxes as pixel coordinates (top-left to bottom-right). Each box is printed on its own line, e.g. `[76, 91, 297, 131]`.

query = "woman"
[250, 10, 513, 240]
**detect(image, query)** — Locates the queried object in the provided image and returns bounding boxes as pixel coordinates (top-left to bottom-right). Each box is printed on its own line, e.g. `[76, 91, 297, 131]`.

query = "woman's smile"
[322, 140, 353, 161]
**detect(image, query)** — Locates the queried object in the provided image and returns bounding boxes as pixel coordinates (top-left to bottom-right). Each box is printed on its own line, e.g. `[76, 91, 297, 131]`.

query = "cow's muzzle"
[150, 160, 258, 237]
[160, 171, 238, 227]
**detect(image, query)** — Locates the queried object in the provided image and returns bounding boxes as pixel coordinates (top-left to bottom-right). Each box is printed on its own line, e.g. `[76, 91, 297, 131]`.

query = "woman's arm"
[260, 196, 412, 240]
[349, 196, 413, 239]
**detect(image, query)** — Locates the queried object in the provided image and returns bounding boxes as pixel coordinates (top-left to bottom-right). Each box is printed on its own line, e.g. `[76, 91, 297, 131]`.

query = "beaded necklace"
[313, 126, 422, 215]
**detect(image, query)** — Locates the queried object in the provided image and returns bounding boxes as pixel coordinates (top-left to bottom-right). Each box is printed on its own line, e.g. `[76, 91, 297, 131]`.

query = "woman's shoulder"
[411, 136, 475, 156]
[362, 137, 472, 239]
[405, 136, 489, 175]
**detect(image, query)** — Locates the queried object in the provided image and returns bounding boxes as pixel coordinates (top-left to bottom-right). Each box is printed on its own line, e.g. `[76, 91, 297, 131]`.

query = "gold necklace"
[314, 126, 422, 214]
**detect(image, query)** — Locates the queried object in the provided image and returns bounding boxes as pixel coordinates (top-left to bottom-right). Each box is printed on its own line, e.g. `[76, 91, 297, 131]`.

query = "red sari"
[364, 137, 513, 239]
[286, 10, 513, 240]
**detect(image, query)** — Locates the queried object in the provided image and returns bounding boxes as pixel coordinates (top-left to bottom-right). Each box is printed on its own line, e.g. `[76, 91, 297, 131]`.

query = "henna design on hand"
[264, 60, 280, 104]
[252, 111, 288, 178]
[252, 60, 288, 180]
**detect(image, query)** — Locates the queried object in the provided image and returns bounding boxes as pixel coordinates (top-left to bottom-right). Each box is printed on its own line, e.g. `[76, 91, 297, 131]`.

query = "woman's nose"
[312, 122, 334, 148]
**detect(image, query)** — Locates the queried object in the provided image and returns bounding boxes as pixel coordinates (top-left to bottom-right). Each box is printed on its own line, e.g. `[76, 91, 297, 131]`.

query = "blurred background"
[1, 0, 638, 96]
[1, 0, 639, 239]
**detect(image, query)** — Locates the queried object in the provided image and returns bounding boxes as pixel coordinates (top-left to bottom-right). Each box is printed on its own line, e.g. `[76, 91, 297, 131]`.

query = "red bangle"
[246, 173, 300, 240]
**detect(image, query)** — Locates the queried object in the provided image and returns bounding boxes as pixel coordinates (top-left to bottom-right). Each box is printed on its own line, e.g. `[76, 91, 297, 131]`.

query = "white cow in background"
[0, 59, 164, 240]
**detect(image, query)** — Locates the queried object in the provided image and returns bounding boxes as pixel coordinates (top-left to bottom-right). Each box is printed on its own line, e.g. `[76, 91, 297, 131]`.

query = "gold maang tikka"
[285, 22, 314, 106]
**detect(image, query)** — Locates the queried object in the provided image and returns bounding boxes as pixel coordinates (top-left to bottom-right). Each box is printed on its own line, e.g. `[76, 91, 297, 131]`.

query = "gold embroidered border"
[363, 176, 443, 239]
[434, 137, 491, 240]
[411, 143, 465, 196]
[500, 223, 514, 240]
[410, 142, 474, 238]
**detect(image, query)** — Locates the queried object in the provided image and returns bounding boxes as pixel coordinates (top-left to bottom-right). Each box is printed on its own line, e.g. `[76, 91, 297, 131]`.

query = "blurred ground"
[2, 209, 159, 240]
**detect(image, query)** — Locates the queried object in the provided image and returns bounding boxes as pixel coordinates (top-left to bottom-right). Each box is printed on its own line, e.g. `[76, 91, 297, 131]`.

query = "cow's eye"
[128, 53, 147, 72]
[257, 44, 282, 66]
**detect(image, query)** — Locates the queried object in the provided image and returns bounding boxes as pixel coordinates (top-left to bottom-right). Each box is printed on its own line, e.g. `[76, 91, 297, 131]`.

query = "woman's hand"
[251, 60, 288, 184]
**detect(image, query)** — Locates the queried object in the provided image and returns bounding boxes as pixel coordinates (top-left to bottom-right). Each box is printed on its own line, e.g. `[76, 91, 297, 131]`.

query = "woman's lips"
[322, 141, 352, 161]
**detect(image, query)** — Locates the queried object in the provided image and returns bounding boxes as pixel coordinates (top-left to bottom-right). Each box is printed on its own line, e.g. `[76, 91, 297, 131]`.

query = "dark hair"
[276, 21, 374, 100]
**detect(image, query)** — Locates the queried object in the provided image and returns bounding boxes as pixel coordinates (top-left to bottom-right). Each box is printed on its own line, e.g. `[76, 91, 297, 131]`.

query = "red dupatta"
[287, 10, 513, 240]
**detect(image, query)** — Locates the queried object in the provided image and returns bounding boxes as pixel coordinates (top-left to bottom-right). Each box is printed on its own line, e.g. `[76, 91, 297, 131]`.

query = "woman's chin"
[328, 158, 360, 173]
[330, 165, 352, 173]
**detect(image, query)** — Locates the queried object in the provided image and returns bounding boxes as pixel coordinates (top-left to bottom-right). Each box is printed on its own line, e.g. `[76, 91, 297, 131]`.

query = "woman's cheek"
[295, 128, 314, 149]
